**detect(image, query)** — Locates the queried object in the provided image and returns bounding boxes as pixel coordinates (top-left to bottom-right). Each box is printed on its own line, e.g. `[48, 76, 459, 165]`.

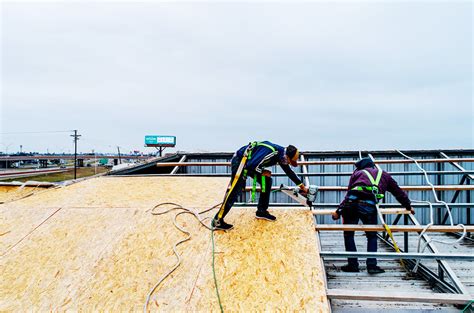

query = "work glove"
[299, 184, 309, 195]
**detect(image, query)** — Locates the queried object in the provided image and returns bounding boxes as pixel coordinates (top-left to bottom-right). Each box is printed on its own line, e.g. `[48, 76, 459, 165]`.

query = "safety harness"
[352, 168, 406, 268]
[246, 142, 277, 202]
[351, 169, 385, 202]
[216, 142, 276, 219]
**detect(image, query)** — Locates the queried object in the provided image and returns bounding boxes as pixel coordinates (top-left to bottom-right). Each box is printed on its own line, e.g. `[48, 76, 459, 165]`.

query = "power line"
[0, 130, 73, 135]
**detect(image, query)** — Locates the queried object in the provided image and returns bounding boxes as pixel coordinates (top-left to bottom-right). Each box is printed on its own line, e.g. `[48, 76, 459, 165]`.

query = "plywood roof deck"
[0, 176, 329, 312]
[0, 185, 39, 204]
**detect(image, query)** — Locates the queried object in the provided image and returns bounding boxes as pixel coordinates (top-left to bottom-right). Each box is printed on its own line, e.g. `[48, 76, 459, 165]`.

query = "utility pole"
[117, 146, 122, 164]
[70, 130, 81, 179]
[93, 149, 97, 175]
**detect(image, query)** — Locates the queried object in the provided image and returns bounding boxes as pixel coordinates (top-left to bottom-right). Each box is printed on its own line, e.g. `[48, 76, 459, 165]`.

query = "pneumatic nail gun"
[279, 184, 319, 207]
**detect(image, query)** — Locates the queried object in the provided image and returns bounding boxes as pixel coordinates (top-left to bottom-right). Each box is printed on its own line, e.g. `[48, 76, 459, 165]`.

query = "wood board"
[0, 176, 328, 311]
[0, 186, 39, 203]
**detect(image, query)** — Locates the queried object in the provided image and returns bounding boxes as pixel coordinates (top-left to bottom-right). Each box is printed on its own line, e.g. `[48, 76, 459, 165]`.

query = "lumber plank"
[156, 158, 474, 167]
[327, 289, 472, 304]
[312, 209, 410, 215]
[315, 224, 474, 232]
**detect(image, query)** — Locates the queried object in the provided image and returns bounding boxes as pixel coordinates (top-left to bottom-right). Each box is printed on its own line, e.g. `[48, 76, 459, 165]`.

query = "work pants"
[342, 202, 378, 268]
[214, 157, 272, 221]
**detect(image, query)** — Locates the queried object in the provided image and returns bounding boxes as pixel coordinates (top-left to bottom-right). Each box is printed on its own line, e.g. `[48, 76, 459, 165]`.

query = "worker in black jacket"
[332, 157, 414, 274]
[212, 141, 308, 231]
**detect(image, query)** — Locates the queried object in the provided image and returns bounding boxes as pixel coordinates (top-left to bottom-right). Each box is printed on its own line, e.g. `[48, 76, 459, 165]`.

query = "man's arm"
[386, 173, 413, 212]
[279, 163, 303, 186]
[254, 150, 278, 174]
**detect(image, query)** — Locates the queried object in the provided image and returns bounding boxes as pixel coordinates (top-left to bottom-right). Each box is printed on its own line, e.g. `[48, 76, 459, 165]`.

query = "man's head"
[285, 145, 299, 167]
[355, 157, 375, 170]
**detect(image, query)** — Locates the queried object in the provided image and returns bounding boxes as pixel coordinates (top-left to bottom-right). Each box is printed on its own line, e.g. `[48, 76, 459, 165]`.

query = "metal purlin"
[396, 150, 467, 273]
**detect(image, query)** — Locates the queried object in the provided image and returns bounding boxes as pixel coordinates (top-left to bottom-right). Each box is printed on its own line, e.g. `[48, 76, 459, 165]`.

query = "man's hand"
[262, 170, 272, 177]
[332, 211, 340, 220]
[407, 207, 415, 214]
[299, 184, 309, 195]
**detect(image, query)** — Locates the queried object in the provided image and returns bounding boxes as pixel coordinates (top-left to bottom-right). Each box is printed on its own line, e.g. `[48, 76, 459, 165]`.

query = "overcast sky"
[0, 1, 472, 154]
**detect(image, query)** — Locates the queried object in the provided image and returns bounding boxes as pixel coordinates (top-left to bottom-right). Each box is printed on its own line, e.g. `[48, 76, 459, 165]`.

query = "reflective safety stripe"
[247, 141, 276, 161]
[256, 142, 276, 153]
[362, 169, 383, 186]
[351, 169, 385, 201]
[261, 175, 266, 193]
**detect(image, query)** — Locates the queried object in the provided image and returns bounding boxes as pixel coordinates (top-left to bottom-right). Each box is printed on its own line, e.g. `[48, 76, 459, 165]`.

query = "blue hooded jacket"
[235, 141, 302, 186]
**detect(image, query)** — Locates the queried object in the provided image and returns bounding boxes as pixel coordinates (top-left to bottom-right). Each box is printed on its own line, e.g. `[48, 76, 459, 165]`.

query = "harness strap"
[221, 142, 277, 207]
[217, 144, 252, 219]
[248, 142, 275, 202]
[251, 176, 257, 202]
[351, 169, 385, 201]
[247, 141, 276, 161]
[362, 169, 383, 186]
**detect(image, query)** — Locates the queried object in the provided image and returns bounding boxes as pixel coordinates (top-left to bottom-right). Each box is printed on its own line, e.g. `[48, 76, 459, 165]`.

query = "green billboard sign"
[144, 135, 176, 147]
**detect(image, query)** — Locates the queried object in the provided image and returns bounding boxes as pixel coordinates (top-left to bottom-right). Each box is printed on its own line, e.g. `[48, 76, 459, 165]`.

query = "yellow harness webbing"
[376, 203, 406, 269]
[217, 154, 248, 220]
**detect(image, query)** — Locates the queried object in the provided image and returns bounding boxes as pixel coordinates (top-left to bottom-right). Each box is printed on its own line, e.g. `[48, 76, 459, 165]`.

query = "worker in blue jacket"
[212, 141, 309, 231]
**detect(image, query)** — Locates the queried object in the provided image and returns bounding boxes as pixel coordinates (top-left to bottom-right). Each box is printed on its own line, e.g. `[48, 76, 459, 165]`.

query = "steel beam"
[319, 251, 474, 260]
[378, 233, 460, 294]
[234, 202, 474, 208]
[155, 158, 474, 167]
[171, 155, 186, 175]
[326, 289, 472, 305]
[314, 224, 474, 232]
[240, 185, 474, 192]
[441, 174, 467, 225]
[118, 170, 474, 177]
[440, 152, 474, 180]
[407, 214, 470, 295]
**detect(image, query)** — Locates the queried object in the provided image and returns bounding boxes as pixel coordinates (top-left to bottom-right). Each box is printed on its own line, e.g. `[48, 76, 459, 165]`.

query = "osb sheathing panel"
[186, 209, 329, 312]
[0, 186, 38, 203]
[0, 177, 328, 311]
[3, 176, 229, 209]
[0, 206, 60, 253]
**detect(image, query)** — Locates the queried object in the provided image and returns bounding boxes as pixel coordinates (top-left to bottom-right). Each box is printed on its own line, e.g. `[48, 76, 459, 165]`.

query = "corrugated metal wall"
[180, 150, 474, 225]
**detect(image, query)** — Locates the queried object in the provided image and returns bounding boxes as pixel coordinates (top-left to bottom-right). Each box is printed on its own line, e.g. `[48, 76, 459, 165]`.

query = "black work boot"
[255, 211, 276, 221]
[367, 266, 385, 274]
[341, 264, 360, 272]
[211, 218, 234, 231]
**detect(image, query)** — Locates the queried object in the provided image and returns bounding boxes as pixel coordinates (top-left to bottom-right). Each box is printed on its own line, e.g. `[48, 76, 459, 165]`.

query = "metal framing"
[319, 251, 474, 261]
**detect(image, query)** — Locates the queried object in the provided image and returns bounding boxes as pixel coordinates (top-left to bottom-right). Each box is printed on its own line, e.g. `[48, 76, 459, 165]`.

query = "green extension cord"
[211, 228, 224, 313]
[462, 300, 473, 312]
